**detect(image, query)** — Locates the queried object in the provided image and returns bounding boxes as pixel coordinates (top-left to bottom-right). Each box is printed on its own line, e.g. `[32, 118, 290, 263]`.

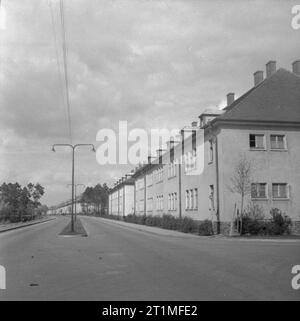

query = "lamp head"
[51, 146, 55, 152]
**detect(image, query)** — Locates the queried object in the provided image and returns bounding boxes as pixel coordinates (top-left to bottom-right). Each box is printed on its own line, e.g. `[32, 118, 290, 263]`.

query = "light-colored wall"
[119, 124, 300, 225]
[124, 185, 134, 215]
[109, 184, 135, 216]
[218, 125, 300, 221]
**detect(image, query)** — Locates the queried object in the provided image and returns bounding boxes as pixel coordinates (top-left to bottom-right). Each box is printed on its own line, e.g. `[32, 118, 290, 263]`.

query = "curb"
[85, 216, 204, 239]
[0, 217, 56, 233]
[83, 216, 300, 243]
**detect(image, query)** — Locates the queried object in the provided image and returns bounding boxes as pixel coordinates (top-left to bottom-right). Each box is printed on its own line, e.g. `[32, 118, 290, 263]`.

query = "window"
[147, 173, 153, 186]
[139, 200, 144, 213]
[168, 161, 177, 178]
[272, 183, 288, 199]
[190, 189, 194, 210]
[209, 185, 214, 210]
[194, 189, 198, 210]
[174, 192, 177, 210]
[185, 189, 197, 210]
[147, 198, 153, 211]
[270, 135, 285, 150]
[208, 140, 213, 163]
[249, 134, 265, 149]
[156, 195, 163, 211]
[251, 183, 267, 199]
[156, 167, 163, 182]
[185, 190, 189, 209]
[184, 149, 197, 173]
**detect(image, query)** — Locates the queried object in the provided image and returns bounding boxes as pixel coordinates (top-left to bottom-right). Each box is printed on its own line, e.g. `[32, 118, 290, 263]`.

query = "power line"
[59, 0, 73, 144]
[48, 0, 70, 141]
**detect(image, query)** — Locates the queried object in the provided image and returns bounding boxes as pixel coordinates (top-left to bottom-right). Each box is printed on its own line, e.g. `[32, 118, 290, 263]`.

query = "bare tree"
[229, 156, 252, 234]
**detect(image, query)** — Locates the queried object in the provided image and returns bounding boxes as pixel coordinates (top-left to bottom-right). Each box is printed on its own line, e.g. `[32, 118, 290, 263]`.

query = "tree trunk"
[240, 194, 244, 235]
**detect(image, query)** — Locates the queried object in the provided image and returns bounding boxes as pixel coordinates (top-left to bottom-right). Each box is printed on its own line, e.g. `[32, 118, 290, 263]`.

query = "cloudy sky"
[0, 0, 299, 206]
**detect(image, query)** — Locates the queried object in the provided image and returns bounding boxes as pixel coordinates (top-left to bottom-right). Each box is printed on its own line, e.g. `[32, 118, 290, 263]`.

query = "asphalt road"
[0, 216, 299, 301]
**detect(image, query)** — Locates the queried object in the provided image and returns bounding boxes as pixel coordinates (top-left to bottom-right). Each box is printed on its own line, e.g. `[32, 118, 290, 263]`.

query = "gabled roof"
[215, 68, 300, 124]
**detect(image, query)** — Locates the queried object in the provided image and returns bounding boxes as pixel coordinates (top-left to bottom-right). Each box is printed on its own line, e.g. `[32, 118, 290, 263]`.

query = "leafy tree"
[81, 183, 110, 215]
[0, 182, 45, 222]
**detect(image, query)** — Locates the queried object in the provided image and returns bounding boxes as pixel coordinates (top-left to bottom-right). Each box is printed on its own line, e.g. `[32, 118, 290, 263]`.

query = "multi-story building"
[108, 60, 300, 234]
[108, 175, 135, 216]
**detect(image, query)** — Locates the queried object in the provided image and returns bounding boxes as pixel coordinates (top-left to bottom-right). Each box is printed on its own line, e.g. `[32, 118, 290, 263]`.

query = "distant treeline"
[80, 183, 110, 215]
[0, 182, 47, 223]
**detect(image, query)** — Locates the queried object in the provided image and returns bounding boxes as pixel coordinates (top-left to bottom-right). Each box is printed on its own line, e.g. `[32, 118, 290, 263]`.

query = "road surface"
[0, 216, 299, 300]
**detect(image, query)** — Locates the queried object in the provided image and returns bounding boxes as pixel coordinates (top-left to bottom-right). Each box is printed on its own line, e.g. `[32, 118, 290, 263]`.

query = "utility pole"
[67, 183, 85, 221]
[52, 144, 95, 232]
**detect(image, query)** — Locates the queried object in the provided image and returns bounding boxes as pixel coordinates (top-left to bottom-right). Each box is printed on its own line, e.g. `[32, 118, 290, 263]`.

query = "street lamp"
[52, 144, 95, 232]
[67, 183, 85, 221]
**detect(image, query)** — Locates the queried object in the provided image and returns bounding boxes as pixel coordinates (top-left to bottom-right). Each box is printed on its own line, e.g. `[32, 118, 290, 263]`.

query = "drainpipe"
[215, 135, 221, 234]
[123, 186, 125, 218]
[134, 182, 136, 215]
[144, 175, 147, 216]
[178, 163, 182, 219]
[118, 189, 120, 216]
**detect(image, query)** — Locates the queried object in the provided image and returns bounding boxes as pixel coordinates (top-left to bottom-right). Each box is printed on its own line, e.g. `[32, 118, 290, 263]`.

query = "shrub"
[180, 217, 198, 233]
[268, 208, 292, 235]
[161, 214, 181, 230]
[198, 220, 214, 235]
[145, 215, 162, 227]
[241, 203, 266, 235]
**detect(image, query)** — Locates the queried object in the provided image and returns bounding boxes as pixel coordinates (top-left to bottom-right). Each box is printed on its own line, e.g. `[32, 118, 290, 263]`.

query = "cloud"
[0, 0, 299, 205]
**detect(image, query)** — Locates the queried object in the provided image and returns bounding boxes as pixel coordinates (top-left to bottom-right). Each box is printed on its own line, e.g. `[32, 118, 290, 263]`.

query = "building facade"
[108, 176, 135, 216]
[108, 60, 300, 234]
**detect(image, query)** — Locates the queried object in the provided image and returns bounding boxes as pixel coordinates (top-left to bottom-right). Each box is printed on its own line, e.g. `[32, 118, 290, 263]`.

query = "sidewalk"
[87, 216, 202, 239]
[87, 216, 300, 243]
[0, 217, 56, 233]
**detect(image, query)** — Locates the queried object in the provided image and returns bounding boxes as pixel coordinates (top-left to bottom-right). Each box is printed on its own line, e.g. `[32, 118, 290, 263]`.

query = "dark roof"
[109, 177, 135, 194]
[216, 68, 300, 123]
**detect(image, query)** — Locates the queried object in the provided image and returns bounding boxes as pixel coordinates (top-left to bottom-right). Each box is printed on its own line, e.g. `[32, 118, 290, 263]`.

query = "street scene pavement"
[0, 216, 299, 301]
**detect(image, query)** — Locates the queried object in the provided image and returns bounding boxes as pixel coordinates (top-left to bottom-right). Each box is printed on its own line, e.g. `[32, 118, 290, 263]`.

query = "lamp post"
[52, 144, 95, 232]
[67, 183, 85, 221]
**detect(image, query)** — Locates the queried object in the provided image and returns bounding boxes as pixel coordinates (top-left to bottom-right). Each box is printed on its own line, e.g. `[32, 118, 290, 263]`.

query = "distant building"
[109, 60, 300, 234]
[108, 175, 135, 216]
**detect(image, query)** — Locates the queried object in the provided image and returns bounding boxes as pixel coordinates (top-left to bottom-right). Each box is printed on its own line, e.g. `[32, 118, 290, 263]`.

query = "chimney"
[191, 121, 198, 127]
[266, 60, 276, 78]
[226, 93, 235, 106]
[292, 60, 300, 76]
[147, 155, 153, 164]
[156, 149, 164, 157]
[254, 70, 264, 86]
[169, 139, 175, 149]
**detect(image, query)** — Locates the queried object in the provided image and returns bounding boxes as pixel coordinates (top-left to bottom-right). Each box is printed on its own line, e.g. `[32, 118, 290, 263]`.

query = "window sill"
[270, 149, 288, 152]
[272, 198, 290, 201]
[249, 148, 266, 151]
[251, 198, 268, 201]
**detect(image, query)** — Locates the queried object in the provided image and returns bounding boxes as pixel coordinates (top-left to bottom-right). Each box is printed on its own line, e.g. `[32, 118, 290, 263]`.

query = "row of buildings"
[108, 60, 300, 234]
[48, 198, 91, 215]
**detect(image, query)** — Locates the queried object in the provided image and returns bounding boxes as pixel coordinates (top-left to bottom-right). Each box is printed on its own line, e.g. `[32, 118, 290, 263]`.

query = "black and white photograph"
[0, 0, 300, 307]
